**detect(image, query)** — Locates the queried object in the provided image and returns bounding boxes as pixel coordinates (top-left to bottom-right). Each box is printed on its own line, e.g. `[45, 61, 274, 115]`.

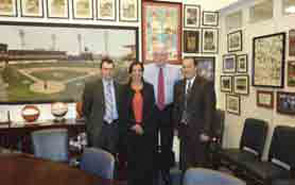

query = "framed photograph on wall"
[202, 28, 218, 53]
[0, 0, 17, 17]
[237, 54, 248, 73]
[234, 75, 249, 95]
[183, 30, 200, 53]
[253, 32, 286, 88]
[184, 5, 200, 28]
[256, 90, 273, 109]
[72, 0, 93, 19]
[220, 75, 232, 93]
[228, 30, 242, 52]
[223, 54, 236, 73]
[194, 56, 215, 82]
[202, 11, 218, 26]
[119, 0, 138, 22]
[226, 94, 240, 115]
[142, 2, 182, 64]
[277, 92, 295, 115]
[47, 0, 69, 18]
[287, 61, 295, 87]
[289, 29, 295, 56]
[97, 0, 116, 20]
[20, 0, 44, 17]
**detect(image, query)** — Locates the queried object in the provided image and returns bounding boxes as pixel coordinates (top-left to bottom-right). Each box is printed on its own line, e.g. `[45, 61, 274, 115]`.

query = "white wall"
[219, 0, 295, 159]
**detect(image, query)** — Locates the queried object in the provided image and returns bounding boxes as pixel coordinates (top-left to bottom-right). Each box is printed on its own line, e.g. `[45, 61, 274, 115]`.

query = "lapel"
[114, 82, 120, 106]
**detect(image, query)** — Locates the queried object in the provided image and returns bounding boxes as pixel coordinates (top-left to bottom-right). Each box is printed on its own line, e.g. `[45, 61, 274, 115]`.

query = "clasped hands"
[131, 124, 144, 135]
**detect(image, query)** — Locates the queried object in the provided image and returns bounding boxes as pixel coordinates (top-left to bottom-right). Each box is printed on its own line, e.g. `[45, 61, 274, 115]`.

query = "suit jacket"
[82, 78, 121, 148]
[173, 76, 216, 139]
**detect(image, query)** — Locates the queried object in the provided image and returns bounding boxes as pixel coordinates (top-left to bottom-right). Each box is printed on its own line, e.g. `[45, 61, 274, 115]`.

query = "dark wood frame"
[47, 0, 69, 19]
[20, 0, 44, 17]
[289, 29, 295, 56]
[234, 75, 249, 95]
[193, 56, 215, 82]
[223, 54, 236, 73]
[237, 54, 248, 73]
[202, 11, 219, 27]
[252, 32, 286, 88]
[184, 4, 200, 28]
[256, 90, 274, 109]
[226, 94, 240, 115]
[0, 0, 17, 17]
[227, 30, 242, 52]
[183, 30, 200, 53]
[201, 28, 218, 54]
[220, 75, 232, 93]
[72, 0, 94, 20]
[119, 0, 138, 22]
[277, 91, 295, 115]
[96, 0, 116, 21]
[287, 60, 295, 87]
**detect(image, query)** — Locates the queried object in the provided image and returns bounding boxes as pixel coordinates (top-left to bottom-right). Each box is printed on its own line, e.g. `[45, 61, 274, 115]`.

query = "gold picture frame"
[72, 0, 93, 19]
[119, 0, 138, 22]
[20, 0, 44, 17]
[97, 0, 116, 20]
[0, 0, 17, 17]
[47, 0, 69, 18]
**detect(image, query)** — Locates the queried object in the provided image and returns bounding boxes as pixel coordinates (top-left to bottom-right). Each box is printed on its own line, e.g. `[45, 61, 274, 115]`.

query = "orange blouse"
[132, 87, 143, 125]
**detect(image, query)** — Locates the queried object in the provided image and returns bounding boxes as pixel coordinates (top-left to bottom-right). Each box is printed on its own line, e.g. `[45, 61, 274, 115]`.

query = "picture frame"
[202, 11, 219, 27]
[202, 28, 218, 54]
[119, 0, 138, 22]
[234, 75, 249, 95]
[228, 30, 242, 52]
[223, 54, 236, 73]
[226, 94, 240, 115]
[183, 30, 200, 53]
[142, 2, 182, 64]
[184, 5, 200, 28]
[287, 61, 295, 87]
[256, 90, 274, 109]
[220, 75, 232, 93]
[20, 0, 44, 17]
[72, 0, 93, 19]
[47, 0, 69, 18]
[289, 29, 295, 56]
[277, 92, 295, 115]
[237, 54, 248, 73]
[194, 56, 215, 82]
[0, 0, 17, 17]
[97, 0, 116, 20]
[0, 22, 138, 104]
[253, 32, 286, 88]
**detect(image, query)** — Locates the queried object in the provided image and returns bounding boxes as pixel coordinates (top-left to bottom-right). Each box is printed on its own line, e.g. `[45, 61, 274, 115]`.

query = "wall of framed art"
[218, 0, 295, 158]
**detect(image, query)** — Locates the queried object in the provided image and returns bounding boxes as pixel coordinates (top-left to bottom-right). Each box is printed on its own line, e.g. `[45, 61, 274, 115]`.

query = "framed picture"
[234, 75, 249, 95]
[142, 2, 182, 64]
[0, 22, 138, 104]
[287, 61, 295, 87]
[237, 54, 248, 73]
[184, 5, 200, 28]
[228, 30, 242, 52]
[223, 54, 236, 73]
[194, 56, 215, 82]
[277, 92, 295, 115]
[220, 75, 232, 93]
[256, 90, 274, 109]
[183, 30, 200, 53]
[72, 0, 93, 19]
[119, 0, 138, 22]
[97, 0, 116, 20]
[226, 94, 240, 115]
[20, 0, 44, 17]
[253, 33, 286, 88]
[202, 11, 218, 27]
[0, 0, 17, 17]
[202, 28, 218, 53]
[289, 29, 295, 56]
[47, 0, 69, 18]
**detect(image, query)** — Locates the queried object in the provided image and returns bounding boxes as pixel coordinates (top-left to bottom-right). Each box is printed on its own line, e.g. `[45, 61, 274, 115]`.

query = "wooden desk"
[0, 153, 113, 185]
[0, 119, 85, 153]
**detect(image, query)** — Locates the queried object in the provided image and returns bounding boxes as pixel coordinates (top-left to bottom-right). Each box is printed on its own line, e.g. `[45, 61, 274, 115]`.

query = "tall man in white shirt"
[144, 46, 182, 185]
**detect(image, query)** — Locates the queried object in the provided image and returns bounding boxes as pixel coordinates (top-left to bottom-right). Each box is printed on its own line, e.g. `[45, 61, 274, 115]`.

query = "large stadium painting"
[0, 22, 138, 103]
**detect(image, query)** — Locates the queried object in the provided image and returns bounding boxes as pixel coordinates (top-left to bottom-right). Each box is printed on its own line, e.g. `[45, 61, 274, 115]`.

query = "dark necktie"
[157, 67, 165, 110]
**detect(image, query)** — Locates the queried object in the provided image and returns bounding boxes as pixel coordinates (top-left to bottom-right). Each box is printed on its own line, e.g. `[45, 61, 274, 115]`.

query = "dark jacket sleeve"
[172, 82, 182, 130]
[203, 81, 216, 137]
[82, 81, 93, 120]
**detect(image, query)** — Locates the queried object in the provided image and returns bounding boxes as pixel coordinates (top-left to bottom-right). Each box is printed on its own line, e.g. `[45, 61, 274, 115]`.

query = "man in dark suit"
[173, 57, 216, 171]
[82, 58, 120, 156]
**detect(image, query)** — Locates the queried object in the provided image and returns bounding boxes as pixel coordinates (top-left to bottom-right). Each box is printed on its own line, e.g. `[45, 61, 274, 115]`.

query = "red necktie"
[157, 67, 165, 110]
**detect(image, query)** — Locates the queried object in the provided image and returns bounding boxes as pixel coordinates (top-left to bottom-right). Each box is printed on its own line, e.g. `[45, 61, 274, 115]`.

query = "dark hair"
[128, 61, 144, 74]
[100, 57, 114, 68]
[183, 57, 197, 66]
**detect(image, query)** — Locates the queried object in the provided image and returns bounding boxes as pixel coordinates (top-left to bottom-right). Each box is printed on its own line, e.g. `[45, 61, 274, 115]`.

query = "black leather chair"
[242, 126, 295, 185]
[218, 118, 268, 170]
